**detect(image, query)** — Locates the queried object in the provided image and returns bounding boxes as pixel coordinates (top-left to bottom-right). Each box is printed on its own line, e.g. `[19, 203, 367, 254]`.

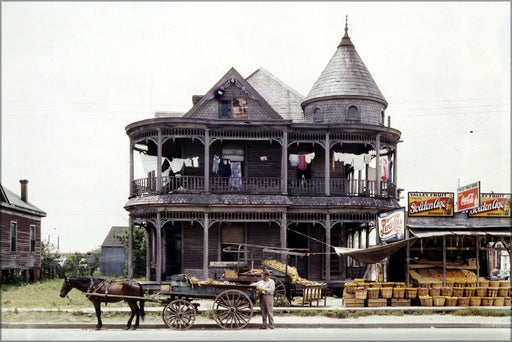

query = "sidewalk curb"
[2, 322, 511, 330]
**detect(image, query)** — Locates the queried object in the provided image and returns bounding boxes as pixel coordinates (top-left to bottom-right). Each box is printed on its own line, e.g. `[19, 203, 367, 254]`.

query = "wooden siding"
[0, 211, 41, 270]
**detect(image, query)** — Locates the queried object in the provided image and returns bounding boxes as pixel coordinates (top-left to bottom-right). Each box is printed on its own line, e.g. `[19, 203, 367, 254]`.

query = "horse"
[59, 276, 145, 330]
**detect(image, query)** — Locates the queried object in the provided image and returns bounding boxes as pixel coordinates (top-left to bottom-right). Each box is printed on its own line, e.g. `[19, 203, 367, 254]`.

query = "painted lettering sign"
[378, 208, 405, 242]
[408, 192, 454, 217]
[457, 181, 480, 212]
[468, 193, 511, 217]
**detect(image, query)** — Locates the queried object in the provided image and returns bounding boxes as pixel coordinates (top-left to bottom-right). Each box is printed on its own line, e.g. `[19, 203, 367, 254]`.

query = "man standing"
[252, 270, 275, 329]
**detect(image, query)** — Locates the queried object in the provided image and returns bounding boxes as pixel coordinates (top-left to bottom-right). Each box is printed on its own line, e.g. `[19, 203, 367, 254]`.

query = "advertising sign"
[468, 193, 511, 217]
[457, 181, 481, 212]
[408, 192, 454, 217]
[378, 208, 405, 242]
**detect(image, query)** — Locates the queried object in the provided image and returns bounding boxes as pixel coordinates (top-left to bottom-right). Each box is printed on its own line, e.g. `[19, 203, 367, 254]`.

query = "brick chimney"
[20, 179, 28, 202]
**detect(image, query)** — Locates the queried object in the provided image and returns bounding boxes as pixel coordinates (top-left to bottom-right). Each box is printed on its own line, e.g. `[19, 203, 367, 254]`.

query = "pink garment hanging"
[380, 157, 389, 181]
[298, 155, 307, 170]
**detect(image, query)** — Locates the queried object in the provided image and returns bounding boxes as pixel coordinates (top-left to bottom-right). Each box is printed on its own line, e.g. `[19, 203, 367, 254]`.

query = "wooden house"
[100, 226, 128, 276]
[1, 180, 46, 282]
[124, 25, 402, 290]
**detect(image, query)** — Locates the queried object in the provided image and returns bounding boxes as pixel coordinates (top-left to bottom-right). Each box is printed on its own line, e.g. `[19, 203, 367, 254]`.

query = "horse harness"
[87, 278, 112, 305]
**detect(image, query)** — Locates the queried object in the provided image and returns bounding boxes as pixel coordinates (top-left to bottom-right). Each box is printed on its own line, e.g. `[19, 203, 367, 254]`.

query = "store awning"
[333, 237, 416, 264]
[407, 226, 511, 238]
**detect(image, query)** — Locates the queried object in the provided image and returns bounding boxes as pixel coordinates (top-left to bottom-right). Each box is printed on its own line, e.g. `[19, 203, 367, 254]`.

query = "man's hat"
[262, 270, 271, 276]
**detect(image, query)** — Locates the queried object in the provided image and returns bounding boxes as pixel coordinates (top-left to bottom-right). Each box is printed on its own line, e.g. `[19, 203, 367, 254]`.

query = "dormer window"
[313, 108, 323, 122]
[347, 105, 359, 120]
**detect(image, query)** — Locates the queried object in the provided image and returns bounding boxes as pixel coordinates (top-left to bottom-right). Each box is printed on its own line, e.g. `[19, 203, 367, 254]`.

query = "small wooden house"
[1, 180, 46, 282]
[100, 226, 128, 276]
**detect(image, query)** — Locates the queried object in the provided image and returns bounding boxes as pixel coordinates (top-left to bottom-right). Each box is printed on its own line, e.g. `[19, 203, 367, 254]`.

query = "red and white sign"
[457, 181, 480, 212]
[378, 208, 405, 242]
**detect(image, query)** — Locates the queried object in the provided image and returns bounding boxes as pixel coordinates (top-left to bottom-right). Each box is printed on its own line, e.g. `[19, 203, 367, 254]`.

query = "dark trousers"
[260, 294, 274, 328]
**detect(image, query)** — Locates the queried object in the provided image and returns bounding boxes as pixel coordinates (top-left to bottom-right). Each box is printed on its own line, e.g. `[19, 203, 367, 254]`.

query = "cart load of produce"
[196, 278, 237, 286]
[264, 260, 326, 286]
[410, 268, 481, 284]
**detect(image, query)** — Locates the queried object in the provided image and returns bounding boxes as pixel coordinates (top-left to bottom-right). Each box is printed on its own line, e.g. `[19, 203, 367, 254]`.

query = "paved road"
[2, 327, 511, 341]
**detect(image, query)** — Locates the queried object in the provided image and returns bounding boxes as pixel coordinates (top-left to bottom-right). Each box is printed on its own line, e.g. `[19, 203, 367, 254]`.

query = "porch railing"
[131, 176, 397, 199]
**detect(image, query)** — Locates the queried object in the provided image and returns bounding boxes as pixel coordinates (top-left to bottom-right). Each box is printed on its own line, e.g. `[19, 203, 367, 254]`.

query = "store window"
[10, 221, 17, 252]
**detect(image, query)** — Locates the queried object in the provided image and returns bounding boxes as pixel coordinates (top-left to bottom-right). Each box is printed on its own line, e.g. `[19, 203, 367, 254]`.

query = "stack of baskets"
[419, 295, 432, 306]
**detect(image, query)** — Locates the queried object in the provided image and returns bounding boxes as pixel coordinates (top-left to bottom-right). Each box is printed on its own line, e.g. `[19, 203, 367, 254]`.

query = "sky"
[2, 1, 510, 253]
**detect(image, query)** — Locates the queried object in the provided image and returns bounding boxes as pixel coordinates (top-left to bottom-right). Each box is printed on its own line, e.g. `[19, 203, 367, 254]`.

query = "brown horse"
[59, 276, 145, 330]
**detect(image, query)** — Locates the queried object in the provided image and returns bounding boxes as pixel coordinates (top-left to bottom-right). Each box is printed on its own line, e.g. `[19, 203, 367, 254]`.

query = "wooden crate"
[366, 298, 388, 307]
[343, 298, 365, 307]
[390, 298, 411, 307]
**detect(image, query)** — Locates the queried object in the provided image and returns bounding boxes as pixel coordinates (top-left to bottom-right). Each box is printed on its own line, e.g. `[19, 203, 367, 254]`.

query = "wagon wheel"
[162, 299, 197, 330]
[212, 289, 253, 329]
[271, 276, 287, 301]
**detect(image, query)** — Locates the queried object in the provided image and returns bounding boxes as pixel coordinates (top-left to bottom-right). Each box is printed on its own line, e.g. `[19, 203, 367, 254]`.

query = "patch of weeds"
[274, 297, 289, 307]
[411, 309, 434, 315]
[451, 308, 511, 317]
[323, 309, 349, 319]
[200, 310, 213, 320]
[296, 309, 318, 317]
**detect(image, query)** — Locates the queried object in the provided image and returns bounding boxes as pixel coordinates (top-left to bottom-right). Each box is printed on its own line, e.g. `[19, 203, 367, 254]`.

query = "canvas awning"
[407, 226, 511, 239]
[333, 237, 416, 264]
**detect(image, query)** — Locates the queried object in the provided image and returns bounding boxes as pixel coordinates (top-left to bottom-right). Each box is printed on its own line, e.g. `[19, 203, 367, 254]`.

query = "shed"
[100, 226, 128, 276]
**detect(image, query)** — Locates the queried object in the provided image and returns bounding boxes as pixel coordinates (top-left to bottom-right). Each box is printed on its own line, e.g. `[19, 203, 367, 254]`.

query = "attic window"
[347, 105, 359, 120]
[218, 98, 248, 119]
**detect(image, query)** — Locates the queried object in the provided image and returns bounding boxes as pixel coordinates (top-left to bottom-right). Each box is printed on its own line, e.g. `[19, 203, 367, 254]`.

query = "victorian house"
[124, 24, 402, 290]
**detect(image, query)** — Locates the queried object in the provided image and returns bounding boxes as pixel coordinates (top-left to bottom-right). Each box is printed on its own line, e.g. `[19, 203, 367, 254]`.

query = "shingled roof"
[246, 67, 305, 122]
[302, 22, 387, 108]
[102, 226, 127, 248]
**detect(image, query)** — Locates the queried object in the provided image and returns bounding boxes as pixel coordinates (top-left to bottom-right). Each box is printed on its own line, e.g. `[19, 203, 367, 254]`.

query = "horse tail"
[138, 282, 145, 321]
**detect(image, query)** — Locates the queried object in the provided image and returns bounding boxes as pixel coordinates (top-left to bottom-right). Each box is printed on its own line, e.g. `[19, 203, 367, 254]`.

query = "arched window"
[348, 105, 359, 120]
[313, 108, 323, 122]
[381, 111, 385, 124]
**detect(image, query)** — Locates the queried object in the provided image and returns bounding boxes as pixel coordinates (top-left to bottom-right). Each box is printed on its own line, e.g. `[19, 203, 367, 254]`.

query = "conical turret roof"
[302, 20, 387, 108]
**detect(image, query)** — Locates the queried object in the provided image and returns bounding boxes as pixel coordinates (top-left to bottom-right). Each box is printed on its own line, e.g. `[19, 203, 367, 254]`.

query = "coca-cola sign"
[468, 193, 511, 217]
[408, 192, 454, 217]
[457, 181, 480, 212]
[378, 208, 405, 242]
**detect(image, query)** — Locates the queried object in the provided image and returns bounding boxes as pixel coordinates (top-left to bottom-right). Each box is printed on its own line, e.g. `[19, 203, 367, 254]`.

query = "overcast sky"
[2, 2, 510, 253]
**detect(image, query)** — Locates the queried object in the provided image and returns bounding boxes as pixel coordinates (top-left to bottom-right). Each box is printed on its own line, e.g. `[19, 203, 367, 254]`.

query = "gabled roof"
[302, 25, 387, 108]
[0, 183, 46, 217]
[102, 226, 128, 248]
[184, 67, 284, 120]
[246, 67, 305, 122]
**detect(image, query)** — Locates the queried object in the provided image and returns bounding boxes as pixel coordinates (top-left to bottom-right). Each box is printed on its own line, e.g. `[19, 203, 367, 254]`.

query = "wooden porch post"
[204, 129, 210, 193]
[129, 139, 134, 197]
[280, 213, 287, 264]
[128, 216, 134, 279]
[281, 131, 288, 195]
[325, 215, 331, 282]
[476, 236, 480, 286]
[145, 228, 151, 281]
[157, 128, 162, 192]
[393, 145, 398, 198]
[375, 134, 381, 196]
[203, 213, 209, 280]
[442, 235, 446, 287]
[325, 133, 330, 196]
[156, 213, 162, 282]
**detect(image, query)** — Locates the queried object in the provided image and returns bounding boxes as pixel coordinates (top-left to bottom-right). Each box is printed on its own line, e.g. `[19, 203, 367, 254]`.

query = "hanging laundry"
[353, 154, 365, 171]
[367, 166, 376, 181]
[219, 158, 232, 177]
[212, 155, 220, 174]
[260, 156, 268, 161]
[229, 161, 242, 190]
[305, 152, 315, 163]
[289, 154, 299, 167]
[184, 158, 192, 167]
[333, 152, 354, 164]
[298, 155, 307, 170]
[364, 153, 372, 164]
[139, 153, 160, 173]
[192, 156, 199, 167]
[170, 158, 185, 173]
[380, 157, 389, 181]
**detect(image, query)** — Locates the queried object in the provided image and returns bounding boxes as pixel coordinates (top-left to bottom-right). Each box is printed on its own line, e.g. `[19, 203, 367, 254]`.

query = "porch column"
[203, 213, 209, 280]
[204, 129, 210, 193]
[375, 134, 381, 196]
[340, 222, 346, 280]
[393, 145, 398, 198]
[281, 131, 288, 194]
[325, 215, 331, 282]
[476, 236, 480, 286]
[129, 139, 134, 197]
[156, 212, 162, 282]
[280, 213, 287, 264]
[145, 228, 151, 281]
[325, 133, 330, 196]
[442, 235, 447, 287]
[157, 128, 162, 192]
[128, 216, 134, 279]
